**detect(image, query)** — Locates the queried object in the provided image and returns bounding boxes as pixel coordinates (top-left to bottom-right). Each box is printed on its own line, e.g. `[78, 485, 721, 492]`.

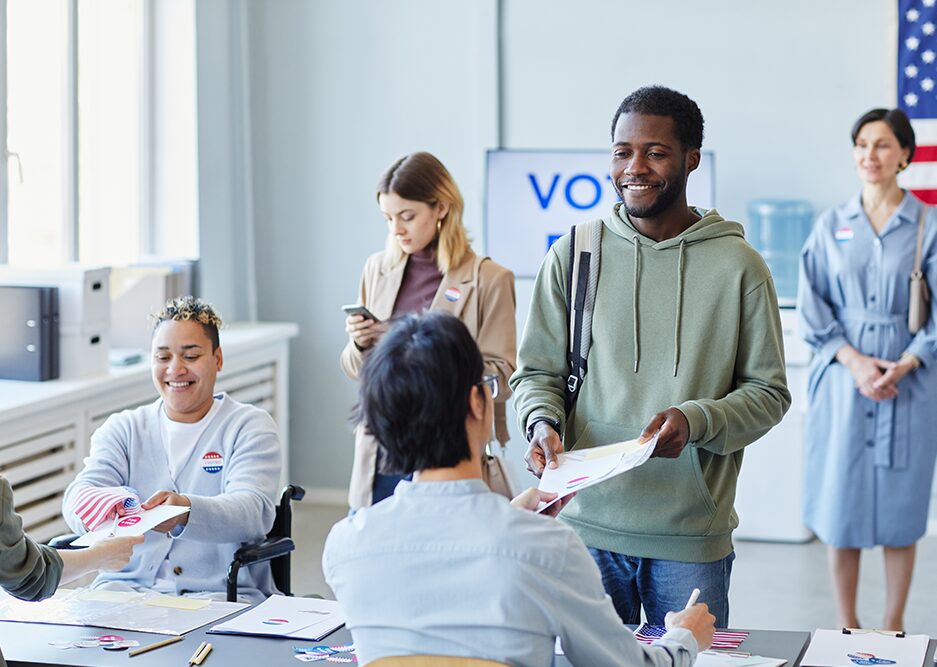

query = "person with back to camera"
[340, 151, 516, 509]
[324, 311, 716, 667]
[798, 107, 937, 632]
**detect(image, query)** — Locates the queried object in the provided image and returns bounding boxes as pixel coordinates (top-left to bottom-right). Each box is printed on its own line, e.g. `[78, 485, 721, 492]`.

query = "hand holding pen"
[663, 587, 716, 651]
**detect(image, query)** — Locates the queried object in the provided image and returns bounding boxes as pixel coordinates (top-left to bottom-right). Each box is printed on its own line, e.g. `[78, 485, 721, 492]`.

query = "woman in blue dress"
[798, 107, 937, 632]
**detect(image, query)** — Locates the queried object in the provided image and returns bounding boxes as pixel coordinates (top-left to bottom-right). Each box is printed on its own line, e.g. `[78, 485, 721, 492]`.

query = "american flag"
[634, 624, 749, 649]
[898, 0, 937, 203]
[70, 485, 141, 531]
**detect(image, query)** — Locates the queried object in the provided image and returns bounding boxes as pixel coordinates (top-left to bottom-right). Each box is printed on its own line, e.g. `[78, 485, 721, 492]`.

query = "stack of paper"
[209, 595, 345, 642]
[537, 434, 657, 512]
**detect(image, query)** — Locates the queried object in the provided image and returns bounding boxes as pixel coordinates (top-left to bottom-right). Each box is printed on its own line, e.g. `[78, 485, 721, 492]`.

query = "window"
[2, 0, 198, 268]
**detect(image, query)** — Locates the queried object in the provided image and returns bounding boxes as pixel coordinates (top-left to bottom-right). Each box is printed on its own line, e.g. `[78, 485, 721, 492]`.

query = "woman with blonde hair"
[341, 151, 516, 508]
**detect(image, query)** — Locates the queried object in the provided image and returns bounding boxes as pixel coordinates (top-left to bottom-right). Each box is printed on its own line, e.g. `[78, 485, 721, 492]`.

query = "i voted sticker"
[117, 516, 142, 527]
[263, 618, 290, 625]
[848, 653, 896, 665]
[444, 287, 461, 302]
[835, 226, 854, 242]
[201, 451, 224, 474]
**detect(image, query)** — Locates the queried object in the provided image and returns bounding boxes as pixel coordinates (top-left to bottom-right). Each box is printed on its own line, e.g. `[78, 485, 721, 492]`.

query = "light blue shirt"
[63, 394, 282, 602]
[798, 192, 937, 547]
[323, 479, 698, 667]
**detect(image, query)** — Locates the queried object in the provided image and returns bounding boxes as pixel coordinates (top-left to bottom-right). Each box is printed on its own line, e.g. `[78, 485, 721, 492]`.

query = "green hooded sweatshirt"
[510, 204, 791, 562]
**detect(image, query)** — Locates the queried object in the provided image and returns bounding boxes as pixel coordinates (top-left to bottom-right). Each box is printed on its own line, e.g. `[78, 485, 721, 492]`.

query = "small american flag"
[70, 485, 142, 531]
[634, 624, 749, 649]
[898, 0, 937, 202]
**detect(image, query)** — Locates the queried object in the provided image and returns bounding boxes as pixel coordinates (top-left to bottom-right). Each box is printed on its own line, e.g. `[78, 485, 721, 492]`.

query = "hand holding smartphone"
[342, 304, 380, 322]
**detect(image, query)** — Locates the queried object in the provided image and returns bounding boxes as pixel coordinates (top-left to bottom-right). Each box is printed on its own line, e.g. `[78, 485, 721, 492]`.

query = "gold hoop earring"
[899, 161, 910, 173]
[436, 219, 442, 232]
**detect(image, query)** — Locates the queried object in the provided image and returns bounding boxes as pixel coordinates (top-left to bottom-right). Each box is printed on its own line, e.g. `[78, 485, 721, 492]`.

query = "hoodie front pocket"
[688, 448, 717, 516]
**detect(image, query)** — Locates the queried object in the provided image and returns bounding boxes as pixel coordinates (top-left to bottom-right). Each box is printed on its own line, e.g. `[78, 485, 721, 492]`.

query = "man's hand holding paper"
[535, 433, 658, 513]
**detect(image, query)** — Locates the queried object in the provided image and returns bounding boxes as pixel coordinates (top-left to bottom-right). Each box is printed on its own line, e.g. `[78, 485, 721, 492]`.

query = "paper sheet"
[143, 595, 211, 611]
[695, 652, 787, 667]
[537, 434, 657, 512]
[0, 588, 246, 636]
[74, 589, 144, 604]
[800, 629, 929, 667]
[71, 505, 191, 547]
[210, 595, 345, 641]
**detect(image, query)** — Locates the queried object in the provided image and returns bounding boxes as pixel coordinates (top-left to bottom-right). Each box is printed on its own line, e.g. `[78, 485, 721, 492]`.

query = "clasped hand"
[838, 346, 913, 402]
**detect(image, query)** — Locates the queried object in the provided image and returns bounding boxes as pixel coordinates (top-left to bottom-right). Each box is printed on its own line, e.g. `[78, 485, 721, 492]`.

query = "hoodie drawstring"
[673, 239, 686, 377]
[632, 236, 640, 373]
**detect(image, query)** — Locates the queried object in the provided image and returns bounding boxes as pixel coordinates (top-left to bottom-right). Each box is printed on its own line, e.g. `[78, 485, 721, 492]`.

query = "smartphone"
[342, 304, 380, 322]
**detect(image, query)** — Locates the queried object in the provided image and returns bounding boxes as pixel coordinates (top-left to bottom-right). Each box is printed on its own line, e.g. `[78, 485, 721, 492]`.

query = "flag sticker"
[835, 226, 854, 242]
[444, 287, 461, 302]
[201, 451, 224, 474]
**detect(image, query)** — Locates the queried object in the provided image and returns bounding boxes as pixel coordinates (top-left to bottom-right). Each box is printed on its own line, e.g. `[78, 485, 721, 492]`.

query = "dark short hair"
[152, 296, 222, 351]
[851, 108, 916, 162]
[610, 85, 704, 150]
[355, 312, 483, 474]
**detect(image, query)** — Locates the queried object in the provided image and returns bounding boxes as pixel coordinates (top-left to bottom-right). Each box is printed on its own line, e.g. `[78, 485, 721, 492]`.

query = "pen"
[128, 634, 183, 657]
[188, 641, 207, 665]
[107, 513, 119, 537]
[193, 642, 212, 665]
[685, 587, 701, 609]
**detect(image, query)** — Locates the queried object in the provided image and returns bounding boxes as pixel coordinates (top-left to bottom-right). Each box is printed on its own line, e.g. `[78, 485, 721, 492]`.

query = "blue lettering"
[528, 173, 561, 210]
[565, 174, 602, 210]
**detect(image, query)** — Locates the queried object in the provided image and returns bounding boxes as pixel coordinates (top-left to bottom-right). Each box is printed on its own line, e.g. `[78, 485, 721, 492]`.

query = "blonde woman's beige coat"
[340, 248, 517, 509]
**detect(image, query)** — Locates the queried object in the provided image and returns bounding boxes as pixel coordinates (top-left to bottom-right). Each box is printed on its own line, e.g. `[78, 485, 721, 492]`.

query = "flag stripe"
[913, 145, 937, 161]
[633, 624, 748, 648]
[911, 188, 937, 203]
[69, 485, 141, 531]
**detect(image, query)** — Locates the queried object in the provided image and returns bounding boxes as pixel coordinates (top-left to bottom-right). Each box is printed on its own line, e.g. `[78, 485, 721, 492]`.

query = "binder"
[0, 286, 60, 381]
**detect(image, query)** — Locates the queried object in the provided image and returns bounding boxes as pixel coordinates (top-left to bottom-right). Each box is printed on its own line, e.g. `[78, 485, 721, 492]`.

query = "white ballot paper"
[72, 505, 191, 547]
[800, 629, 929, 667]
[537, 434, 658, 513]
[209, 595, 345, 641]
[0, 588, 246, 635]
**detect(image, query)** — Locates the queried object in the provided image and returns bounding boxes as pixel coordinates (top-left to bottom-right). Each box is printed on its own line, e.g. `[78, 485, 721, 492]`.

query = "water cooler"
[734, 200, 814, 542]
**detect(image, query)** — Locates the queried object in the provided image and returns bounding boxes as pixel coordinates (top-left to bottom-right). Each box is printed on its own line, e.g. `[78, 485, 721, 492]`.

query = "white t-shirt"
[159, 397, 223, 481]
[154, 396, 223, 593]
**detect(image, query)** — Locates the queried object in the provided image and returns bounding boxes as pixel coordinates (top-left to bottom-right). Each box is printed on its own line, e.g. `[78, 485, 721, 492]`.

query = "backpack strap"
[565, 219, 603, 414]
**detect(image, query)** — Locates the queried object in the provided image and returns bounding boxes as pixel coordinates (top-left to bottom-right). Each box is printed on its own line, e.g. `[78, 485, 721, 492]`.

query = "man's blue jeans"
[588, 547, 735, 627]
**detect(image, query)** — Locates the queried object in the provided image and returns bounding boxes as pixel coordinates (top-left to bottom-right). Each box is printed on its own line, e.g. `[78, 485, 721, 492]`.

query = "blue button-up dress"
[798, 191, 937, 548]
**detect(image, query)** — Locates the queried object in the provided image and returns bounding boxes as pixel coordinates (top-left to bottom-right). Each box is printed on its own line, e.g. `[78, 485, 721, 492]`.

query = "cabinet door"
[1, 422, 79, 543]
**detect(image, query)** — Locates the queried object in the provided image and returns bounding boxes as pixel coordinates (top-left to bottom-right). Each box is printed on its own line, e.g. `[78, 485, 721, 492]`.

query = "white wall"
[235, 0, 895, 493]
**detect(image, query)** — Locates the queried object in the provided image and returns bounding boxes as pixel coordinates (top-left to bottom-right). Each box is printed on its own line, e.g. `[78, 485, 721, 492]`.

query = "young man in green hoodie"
[510, 86, 791, 628]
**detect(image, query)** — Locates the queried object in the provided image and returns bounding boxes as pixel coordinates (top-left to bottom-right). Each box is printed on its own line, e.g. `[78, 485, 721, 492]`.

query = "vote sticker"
[263, 618, 290, 625]
[444, 287, 461, 302]
[835, 226, 854, 242]
[201, 451, 224, 474]
[118, 516, 142, 527]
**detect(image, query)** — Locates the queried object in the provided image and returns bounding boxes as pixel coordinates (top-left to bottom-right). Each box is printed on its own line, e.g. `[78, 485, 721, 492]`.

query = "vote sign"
[484, 149, 715, 278]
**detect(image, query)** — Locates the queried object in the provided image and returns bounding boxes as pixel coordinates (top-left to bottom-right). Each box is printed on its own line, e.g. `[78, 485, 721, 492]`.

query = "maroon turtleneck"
[392, 245, 444, 316]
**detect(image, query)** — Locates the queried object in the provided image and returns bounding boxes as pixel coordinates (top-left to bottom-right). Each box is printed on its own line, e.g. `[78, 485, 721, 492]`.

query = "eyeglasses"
[476, 373, 499, 399]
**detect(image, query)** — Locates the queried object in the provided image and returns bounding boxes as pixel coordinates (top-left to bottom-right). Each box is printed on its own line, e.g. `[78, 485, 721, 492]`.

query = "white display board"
[485, 149, 715, 279]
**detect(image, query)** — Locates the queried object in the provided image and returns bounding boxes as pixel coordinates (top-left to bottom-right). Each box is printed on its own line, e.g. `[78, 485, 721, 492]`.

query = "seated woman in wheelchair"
[323, 312, 715, 667]
[61, 297, 282, 603]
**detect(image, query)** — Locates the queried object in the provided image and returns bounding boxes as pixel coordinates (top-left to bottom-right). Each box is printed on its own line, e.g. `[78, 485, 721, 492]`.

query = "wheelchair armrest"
[231, 536, 295, 567]
[47, 534, 85, 550]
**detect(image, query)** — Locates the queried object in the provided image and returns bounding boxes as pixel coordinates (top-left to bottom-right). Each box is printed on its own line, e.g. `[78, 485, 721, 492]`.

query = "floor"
[289, 501, 937, 636]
